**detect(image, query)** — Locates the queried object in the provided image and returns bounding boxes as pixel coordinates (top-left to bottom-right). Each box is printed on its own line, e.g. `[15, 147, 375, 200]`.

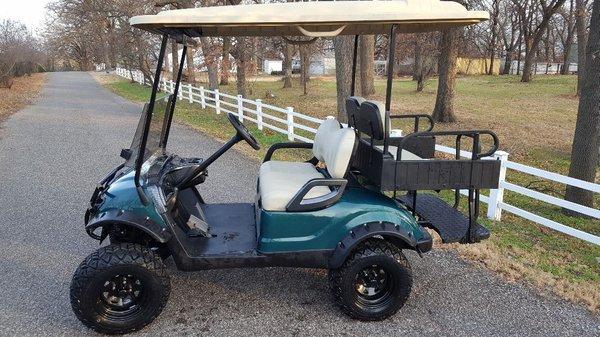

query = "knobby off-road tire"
[329, 239, 413, 320]
[70, 243, 171, 334]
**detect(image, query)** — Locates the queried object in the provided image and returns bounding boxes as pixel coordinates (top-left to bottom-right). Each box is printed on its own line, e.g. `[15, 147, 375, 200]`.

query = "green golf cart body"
[70, 1, 498, 334]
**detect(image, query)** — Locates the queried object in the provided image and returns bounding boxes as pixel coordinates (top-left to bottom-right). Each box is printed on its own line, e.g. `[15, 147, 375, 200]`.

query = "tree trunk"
[502, 51, 513, 75]
[235, 37, 247, 97]
[283, 41, 293, 88]
[521, 37, 538, 82]
[575, 0, 588, 94]
[520, 0, 568, 82]
[488, 0, 500, 75]
[561, 29, 574, 74]
[200, 37, 218, 90]
[186, 47, 195, 84]
[220, 37, 231, 85]
[564, 0, 599, 213]
[413, 40, 422, 81]
[414, 42, 425, 91]
[432, 29, 458, 123]
[299, 44, 310, 95]
[171, 41, 179, 82]
[359, 35, 375, 97]
[516, 35, 523, 75]
[333, 36, 354, 121]
[561, 0, 575, 75]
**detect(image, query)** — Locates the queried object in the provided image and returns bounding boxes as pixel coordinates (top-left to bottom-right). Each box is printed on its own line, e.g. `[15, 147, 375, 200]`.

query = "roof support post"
[135, 34, 169, 205]
[384, 25, 397, 154]
[350, 35, 359, 96]
[162, 45, 187, 147]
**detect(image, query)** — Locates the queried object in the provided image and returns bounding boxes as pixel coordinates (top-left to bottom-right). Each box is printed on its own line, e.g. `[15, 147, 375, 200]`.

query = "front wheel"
[329, 239, 412, 320]
[70, 243, 170, 334]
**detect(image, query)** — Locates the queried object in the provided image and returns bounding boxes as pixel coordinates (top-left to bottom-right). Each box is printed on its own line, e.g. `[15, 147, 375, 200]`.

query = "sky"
[2, 0, 52, 34]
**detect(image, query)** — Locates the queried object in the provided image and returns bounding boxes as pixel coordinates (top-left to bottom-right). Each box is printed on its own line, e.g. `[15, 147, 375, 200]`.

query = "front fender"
[84, 169, 171, 243]
[85, 209, 172, 243]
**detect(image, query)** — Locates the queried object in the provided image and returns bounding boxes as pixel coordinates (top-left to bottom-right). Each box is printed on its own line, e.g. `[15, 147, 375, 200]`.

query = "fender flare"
[85, 209, 172, 243]
[328, 221, 428, 269]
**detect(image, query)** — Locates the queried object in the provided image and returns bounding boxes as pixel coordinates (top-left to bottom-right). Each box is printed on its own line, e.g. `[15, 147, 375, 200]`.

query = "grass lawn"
[102, 73, 599, 313]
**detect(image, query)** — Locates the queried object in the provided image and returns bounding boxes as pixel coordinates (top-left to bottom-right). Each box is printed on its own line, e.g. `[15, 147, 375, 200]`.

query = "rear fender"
[328, 221, 431, 269]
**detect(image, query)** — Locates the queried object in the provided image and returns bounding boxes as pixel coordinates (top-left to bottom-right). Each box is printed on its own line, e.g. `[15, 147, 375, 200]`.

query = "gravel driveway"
[0, 72, 597, 337]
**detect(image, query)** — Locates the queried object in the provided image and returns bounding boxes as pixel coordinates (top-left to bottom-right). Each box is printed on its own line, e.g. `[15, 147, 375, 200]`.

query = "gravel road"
[0, 72, 597, 337]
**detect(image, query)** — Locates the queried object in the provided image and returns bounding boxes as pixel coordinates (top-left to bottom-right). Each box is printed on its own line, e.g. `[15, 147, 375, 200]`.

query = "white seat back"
[312, 118, 356, 178]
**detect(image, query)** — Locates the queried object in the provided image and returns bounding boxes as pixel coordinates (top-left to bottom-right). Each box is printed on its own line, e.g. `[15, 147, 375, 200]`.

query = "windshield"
[126, 93, 172, 167]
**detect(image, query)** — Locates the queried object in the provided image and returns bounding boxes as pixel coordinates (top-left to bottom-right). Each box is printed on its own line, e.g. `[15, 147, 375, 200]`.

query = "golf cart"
[70, 1, 498, 334]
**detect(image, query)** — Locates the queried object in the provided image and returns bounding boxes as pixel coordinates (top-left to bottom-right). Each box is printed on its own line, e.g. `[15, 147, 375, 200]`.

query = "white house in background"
[262, 59, 283, 74]
[291, 51, 336, 76]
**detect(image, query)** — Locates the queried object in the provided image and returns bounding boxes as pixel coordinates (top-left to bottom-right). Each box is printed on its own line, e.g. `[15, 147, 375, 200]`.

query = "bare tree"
[359, 35, 375, 96]
[200, 37, 219, 90]
[333, 36, 354, 121]
[0, 20, 43, 88]
[499, 1, 522, 75]
[220, 37, 231, 85]
[513, 0, 567, 82]
[299, 44, 311, 95]
[171, 42, 179, 81]
[557, 0, 576, 74]
[564, 0, 599, 213]
[233, 37, 248, 97]
[432, 28, 458, 122]
[575, 0, 590, 93]
[487, 0, 501, 75]
[282, 40, 293, 88]
[186, 47, 196, 83]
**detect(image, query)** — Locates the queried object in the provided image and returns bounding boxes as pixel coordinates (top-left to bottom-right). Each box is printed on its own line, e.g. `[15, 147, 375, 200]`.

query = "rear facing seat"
[259, 118, 356, 211]
[349, 99, 424, 161]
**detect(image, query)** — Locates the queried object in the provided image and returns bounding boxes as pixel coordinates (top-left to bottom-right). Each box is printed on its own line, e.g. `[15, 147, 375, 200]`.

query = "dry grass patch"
[88, 71, 121, 85]
[445, 240, 600, 314]
[0, 73, 47, 121]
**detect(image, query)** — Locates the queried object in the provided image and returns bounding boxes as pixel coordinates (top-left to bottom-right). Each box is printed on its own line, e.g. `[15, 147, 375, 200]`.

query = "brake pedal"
[186, 215, 210, 237]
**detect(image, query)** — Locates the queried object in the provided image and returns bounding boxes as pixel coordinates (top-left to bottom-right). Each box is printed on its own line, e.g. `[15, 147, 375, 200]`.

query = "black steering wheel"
[227, 113, 260, 150]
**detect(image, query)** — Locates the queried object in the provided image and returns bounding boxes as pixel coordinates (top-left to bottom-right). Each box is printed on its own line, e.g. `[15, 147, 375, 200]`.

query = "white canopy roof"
[131, 0, 489, 37]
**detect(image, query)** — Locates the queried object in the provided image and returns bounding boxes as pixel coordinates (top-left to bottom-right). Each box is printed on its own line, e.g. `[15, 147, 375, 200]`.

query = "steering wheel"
[227, 113, 260, 150]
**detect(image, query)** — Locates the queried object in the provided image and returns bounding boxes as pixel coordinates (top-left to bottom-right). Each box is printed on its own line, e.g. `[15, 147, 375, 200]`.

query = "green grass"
[105, 75, 599, 311]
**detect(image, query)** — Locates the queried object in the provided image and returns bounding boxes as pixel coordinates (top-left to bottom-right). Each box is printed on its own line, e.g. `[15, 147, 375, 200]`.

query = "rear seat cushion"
[259, 161, 330, 211]
[345, 96, 366, 127]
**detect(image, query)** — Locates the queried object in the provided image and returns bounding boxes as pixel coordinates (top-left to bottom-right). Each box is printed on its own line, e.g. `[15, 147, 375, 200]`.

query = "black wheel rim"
[354, 264, 394, 309]
[96, 273, 147, 319]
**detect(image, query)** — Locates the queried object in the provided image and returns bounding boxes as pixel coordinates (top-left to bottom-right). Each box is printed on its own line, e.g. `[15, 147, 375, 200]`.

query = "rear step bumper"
[397, 194, 490, 244]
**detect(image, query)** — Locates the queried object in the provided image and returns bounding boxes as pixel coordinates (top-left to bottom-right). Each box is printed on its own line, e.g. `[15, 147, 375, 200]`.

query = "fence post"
[256, 99, 263, 130]
[286, 107, 294, 141]
[215, 89, 221, 114]
[486, 150, 509, 221]
[170, 80, 175, 94]
[200, 86, 206, 109]
[237, 95, 244, 122]
[188, 84, 193, 103]
[178, 83, 183, 100]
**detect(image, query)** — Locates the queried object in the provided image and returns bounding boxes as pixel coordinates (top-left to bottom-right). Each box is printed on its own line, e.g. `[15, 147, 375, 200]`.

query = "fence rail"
[115, 68, 599, 246]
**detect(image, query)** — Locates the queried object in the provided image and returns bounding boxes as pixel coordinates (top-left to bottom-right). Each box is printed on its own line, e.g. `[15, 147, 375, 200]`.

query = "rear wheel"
[329, 240, 412, 320]
[70, 243, 170, 334]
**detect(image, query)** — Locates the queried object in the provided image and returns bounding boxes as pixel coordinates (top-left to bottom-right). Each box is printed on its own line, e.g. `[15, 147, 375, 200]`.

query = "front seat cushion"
[259, 161, 331, 211]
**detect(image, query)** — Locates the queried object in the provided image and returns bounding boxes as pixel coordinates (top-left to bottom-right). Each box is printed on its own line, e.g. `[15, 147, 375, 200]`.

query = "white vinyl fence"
[116, 68, 599, 246]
